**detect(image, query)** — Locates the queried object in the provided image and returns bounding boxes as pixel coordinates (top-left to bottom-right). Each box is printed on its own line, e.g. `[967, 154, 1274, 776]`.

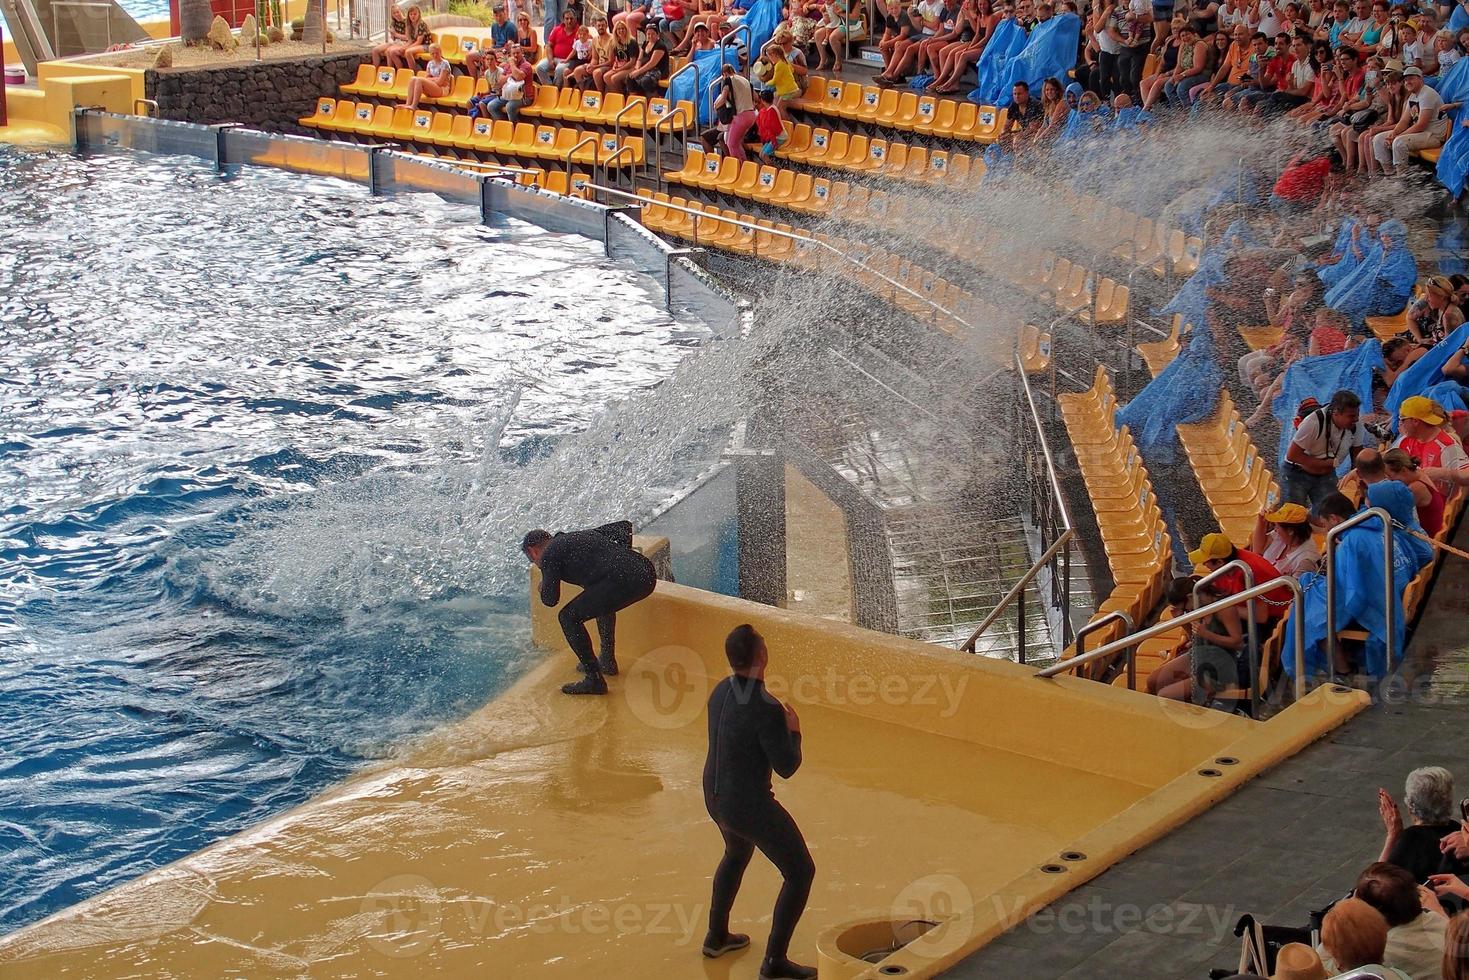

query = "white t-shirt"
[1258, 0, 1281, 37]
[1263, 535, 1321, 577]
[1290, 409, 1371, 468]
[1401, 38, 1427, 67]
[915, 0, 945, 29]
[1290, 57, 1317, 89]
[1405, 83, 1447, 139]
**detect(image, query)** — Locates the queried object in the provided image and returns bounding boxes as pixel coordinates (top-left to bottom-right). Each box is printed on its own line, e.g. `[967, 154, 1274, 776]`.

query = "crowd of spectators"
[1220, 766, 1469, 979]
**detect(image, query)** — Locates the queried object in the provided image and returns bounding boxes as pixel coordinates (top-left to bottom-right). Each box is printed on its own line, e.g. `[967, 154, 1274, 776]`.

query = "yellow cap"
[1187, 532, 1234, 567]
[1264, 502, 1310, 524]
[1399, 395, 1447, 426]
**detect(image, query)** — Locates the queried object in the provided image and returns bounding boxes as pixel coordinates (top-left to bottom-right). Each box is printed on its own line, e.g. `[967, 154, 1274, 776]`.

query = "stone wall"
[145, 53, 364, 136]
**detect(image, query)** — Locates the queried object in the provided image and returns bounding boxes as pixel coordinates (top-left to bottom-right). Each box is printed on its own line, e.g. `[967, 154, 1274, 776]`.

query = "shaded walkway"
[949, 523, 1469, 979]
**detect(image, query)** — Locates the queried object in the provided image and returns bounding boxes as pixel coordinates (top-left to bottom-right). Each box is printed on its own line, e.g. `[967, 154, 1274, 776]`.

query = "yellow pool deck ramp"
[0, 562, 1367, 978]
[1, 61, 144, 144]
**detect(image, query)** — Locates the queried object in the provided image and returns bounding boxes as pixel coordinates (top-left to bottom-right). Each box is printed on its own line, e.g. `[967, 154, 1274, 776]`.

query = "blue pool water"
[0, 147, 714, 931]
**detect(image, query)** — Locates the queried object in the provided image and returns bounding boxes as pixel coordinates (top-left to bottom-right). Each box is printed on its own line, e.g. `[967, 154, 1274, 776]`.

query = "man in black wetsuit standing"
[521, 521, 658, 696]
[701, 624, 816, 980]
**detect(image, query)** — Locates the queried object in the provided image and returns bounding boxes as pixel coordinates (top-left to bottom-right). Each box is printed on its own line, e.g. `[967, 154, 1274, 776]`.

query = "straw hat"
[1270, 943, 1327, 980]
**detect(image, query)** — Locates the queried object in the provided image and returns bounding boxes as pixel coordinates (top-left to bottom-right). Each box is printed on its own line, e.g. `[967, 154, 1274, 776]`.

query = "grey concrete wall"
[145, 53, 364, 136]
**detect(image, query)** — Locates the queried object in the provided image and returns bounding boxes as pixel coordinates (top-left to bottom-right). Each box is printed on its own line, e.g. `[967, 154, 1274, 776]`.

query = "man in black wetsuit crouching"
[521, 520, 658, 696]
[701, 624, 816, 980]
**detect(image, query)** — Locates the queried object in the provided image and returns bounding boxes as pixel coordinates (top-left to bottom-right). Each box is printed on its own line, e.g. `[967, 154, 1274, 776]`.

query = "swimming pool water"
[0, 147, 713, 931]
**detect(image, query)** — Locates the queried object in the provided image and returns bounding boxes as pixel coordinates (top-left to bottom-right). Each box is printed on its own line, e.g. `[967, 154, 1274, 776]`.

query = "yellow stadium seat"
[811, 130, 846, 167]
[523, 84, 559, 119]
[363, 65, 400, 96]
[871, 88, 901, 126]
[690, 151, 724, 189]
[543, 170, 570, 195]
[790, 74, 825, 109]
[383, 68, 415, 101]
[768, 168, 798, 207]
[358, 103, 393, 137]
[430, 74, 475, 108]
[341, 101, 376, 136]
[716, 156, 748, 194]
[436, 112, 471, 148]
[854, 84, 884, 123]
[384, 106, 419, 141]
[1138, 315, 1184, 377]
[576, 89, 604, 121]
[737, 161, 765, 197]
[912, 95, 938, 131]
[888, 91, 920, 131]
[948, 153, 973, 183]
[667, 148, 705, 185]
[507, 121, 538, 155]
[832, 82, 865, 120]
[298, 96, 338, 129]
[527, 124, 558, 157]
[339, 64, 378, 96]
[541, 87, 582, 121]
[915, 98, 957, 137]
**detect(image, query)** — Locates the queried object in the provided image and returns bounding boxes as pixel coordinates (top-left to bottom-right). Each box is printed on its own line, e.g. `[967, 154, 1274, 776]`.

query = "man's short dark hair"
[1329, 389, 1362, 413]
[1319, 492, 1358, 522]
[725, 624, 763, 671]
[1355, 862, 1421, 927]
[1356, 448, 1385, 478]
[521, 529, 552, 553]
[1253, 31, 1268, 40]
[1013, 80, 1030, 91]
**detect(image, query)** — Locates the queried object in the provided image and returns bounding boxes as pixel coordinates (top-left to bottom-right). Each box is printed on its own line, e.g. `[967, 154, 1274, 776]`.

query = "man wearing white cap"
[1372, 65, 1449, 175]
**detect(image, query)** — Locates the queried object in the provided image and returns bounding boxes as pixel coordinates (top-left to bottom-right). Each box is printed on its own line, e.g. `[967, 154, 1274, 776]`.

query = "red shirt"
[548, 24, 577, 58]
[1310, 324, 1348, 355]
[756, 105, 783, 142]
[1264, 53, 1293, 91]
[1272, 155, 1330, 203]
[1217, 548, 1295, 621]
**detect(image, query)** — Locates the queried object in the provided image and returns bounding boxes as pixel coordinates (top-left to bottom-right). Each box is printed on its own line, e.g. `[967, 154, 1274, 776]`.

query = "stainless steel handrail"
[133, 98, 159, 117]
[613, 96, 650, 156]
[1037, 575, 1308, 704]
[565, 135, 597, 178]
[1067, 610, 1135, 685]
[652, 104, 690, 193]
[719, 24, 752, 74]
[1325, 506, 1395, 675]
[598, 142, 638, 187]
[960, 347, 1074, 657]
[581, 182, 973, 330]
[1193, 558, 1259, 717]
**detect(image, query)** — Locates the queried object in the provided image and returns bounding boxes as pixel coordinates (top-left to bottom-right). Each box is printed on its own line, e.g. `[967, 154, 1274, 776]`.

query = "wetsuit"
[538, 521, 657, 673]
[702, 675, 814, 965]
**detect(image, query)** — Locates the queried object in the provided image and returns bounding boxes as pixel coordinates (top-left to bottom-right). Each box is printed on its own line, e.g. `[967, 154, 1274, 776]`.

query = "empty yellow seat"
[339, 64, 378, 96]
[299, 97, 338, 129]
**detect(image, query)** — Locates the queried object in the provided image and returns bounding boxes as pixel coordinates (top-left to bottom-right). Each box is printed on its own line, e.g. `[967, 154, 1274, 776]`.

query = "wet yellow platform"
[0, 578, 1367, 978]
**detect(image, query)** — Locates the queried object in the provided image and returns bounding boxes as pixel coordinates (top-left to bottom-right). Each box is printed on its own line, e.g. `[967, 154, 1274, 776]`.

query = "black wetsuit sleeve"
[759, 704, 802, 780]
[539, 553, 562, 607]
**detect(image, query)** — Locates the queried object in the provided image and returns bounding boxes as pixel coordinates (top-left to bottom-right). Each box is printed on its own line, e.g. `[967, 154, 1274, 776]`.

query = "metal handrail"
[652, 104, 691, 193]
[612, 96, 650, 157]
[1067, 610, 1135, 685]
[564, 135, 597, 178]
[598, 142, 638, 188]
[581, 182, 974, 330]
[1037, 575, 1308, 704]
[1193, 558, 1259, 718]
[133, 98, 158, 117]
[1325, 506, 1395, 675]
[960, 347, 1075, 656]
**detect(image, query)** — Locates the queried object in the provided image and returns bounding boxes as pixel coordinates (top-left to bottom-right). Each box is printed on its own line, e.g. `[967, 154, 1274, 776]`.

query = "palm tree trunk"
[301, 0, 325, 43]
[180, 0, 214, 42]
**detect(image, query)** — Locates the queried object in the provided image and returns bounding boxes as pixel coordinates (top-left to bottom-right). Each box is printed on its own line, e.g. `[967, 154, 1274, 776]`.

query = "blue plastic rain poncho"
[1283, 481, 1431, 679]
[1155, 218, 1256, 327]
[668, 45, 741, 126]
[1270, 340, 1384, 471]
[1436, 222, 1469, 275]
[1432, 58, 1469, 194]
[1324, 219, 1417, 330]
[986, 13, 1082, 108]
[1452, 2, 1469, 32]
[1109, 104, 1153, 131]
[1383, 321, 1469, 423]
[1316, 217, 1361, 290]
[1118, 222, 1255, 464]
[741, 0, 784, 66]
[968, 17, 1029, 105]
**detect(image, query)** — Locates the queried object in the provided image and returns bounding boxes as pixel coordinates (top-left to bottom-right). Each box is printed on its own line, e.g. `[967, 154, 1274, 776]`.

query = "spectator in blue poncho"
[1317, 213, 1373, 291]
[1325, 218, 1418, 333]
[1283, 481, 1431, 681]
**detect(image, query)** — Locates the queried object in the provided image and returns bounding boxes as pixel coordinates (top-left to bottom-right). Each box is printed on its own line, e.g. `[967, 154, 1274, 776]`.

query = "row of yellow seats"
[983, 244, 1131, 329]
[637, 192, 975, 338]
[300, 101, 644, 166]
[1176, 391, 1281, 548]
[665, 150, 833, 215]
[789, 76, 1007, 143]
[338, 65, 694, 130]
[1019, 324, 1053, 374]
[777, 125, 983, 185]
[1055, 366, 1172, 678]
[1058, 187, 1203, 280]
